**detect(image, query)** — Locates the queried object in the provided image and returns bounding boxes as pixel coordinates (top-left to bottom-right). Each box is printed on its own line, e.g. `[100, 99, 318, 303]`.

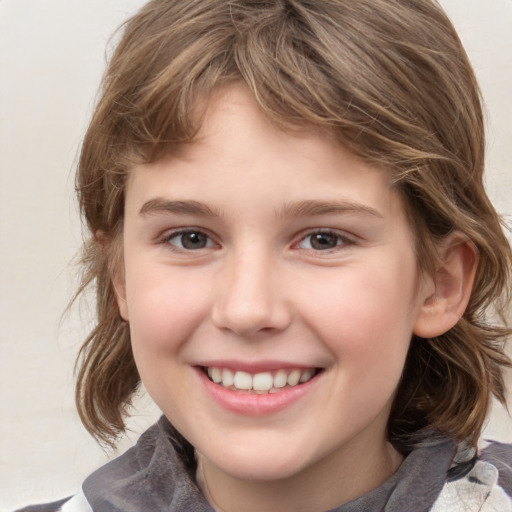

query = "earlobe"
[413, 233, 478, 338]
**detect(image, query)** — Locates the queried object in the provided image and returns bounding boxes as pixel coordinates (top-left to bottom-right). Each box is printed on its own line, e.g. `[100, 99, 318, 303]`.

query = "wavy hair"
[74, 0, 511, 452]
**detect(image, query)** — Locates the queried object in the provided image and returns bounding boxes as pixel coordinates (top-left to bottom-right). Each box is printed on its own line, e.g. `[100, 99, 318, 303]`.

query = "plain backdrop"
[1, 0, 511, 510]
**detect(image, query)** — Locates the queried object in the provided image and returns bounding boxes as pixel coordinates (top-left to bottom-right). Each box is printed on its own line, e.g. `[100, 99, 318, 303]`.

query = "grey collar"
[83, 417, 457, 512]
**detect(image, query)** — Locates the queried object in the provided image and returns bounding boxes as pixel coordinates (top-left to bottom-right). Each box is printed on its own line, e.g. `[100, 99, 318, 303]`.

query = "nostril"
[211, 263, 292, 335]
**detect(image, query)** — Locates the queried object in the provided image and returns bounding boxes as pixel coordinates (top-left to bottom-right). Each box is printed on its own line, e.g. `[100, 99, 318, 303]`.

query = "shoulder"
[13, 492, 92, 512]
[481, 441, 512, 495]
[13, 417, 206, 512]
[430, 441, 512, 512]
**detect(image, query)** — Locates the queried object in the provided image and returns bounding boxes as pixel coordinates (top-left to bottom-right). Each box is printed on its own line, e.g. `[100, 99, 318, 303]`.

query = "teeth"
[211, 367, 222, 384]
[300, 369, 314, 383]
[253, 372, 273, 391]
[233, 371, 252, 390]
[206, 367, 317, 392]
[273, 370, 287, 388]
[287, 370, 301, 386]
[221, 368, 234, 387]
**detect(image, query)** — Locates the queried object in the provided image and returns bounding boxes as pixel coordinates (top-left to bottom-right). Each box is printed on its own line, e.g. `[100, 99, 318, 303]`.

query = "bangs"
[100, 0, 465, 168]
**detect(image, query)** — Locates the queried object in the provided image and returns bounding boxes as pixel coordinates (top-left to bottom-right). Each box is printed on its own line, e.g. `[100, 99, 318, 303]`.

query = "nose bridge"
[212, 243, 289, 336]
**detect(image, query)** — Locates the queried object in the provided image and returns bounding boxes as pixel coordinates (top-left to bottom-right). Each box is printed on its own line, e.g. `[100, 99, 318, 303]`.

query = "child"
[17, 0, 512, 510]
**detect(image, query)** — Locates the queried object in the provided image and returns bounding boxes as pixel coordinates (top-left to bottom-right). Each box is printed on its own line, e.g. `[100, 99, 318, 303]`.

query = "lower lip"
[195, 368, 320, 416]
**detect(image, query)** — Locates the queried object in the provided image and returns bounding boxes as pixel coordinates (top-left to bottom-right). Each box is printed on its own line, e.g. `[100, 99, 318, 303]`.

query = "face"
[117, 86, 432, 487]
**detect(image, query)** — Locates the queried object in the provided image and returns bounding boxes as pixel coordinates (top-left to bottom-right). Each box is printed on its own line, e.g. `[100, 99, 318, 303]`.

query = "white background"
[1, 0, 511, 510]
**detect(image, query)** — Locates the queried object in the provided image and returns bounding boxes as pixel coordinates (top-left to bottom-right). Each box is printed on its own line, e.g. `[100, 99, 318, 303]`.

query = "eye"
[296, 231, 351, 251]
[164, 229, 216, 250]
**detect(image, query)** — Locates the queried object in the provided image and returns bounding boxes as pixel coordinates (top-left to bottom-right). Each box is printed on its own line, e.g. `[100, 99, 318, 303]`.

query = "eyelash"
[294, 230, 355, 252]
[160, 228, 218, 251]
[159, 228, 354, 253]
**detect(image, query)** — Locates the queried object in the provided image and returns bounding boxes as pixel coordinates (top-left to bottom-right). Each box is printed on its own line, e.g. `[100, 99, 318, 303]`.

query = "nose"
[211, 248, 291, 337]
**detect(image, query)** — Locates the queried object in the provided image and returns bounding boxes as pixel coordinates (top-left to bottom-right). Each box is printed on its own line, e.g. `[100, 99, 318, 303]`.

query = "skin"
[114, 85, 469, 512]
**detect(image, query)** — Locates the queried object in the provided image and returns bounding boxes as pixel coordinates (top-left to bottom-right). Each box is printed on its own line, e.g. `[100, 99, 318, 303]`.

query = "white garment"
[431, 459, 512, 511]
[58, 491, 92, 512]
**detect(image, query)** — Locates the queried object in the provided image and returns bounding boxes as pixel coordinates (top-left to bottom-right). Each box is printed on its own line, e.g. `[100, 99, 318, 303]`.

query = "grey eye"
[309, 232, 340, 250]
[297, 231, 347, 251]
[181, 232, 208, 249]
[168, 230, 213, 250]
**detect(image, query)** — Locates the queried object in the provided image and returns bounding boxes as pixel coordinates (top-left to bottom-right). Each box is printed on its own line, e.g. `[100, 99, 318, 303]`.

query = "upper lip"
[195, 360, 321, 373]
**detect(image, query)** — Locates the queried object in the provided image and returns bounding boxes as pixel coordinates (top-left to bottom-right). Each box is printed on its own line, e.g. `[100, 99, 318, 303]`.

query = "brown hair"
[75, 0, 511, 452]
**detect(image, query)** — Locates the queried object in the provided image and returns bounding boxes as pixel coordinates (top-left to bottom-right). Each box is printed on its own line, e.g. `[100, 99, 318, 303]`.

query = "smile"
[196, 364, 323, 415]
[203, 367, 319, 394]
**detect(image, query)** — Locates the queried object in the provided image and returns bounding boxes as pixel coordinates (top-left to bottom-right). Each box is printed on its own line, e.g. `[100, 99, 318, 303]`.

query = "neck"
[196, 437, 403, 512]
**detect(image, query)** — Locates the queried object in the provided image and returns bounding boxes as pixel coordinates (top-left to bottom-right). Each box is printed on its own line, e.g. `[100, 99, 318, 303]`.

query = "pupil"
[311, 233, 337, 250]
[182, 232, 207, 249]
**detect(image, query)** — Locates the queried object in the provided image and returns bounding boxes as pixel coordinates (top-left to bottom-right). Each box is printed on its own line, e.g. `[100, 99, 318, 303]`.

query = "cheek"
[125, 265, 212, 355]
[296, 262, 417, 366]
[124, 268, 211, 411]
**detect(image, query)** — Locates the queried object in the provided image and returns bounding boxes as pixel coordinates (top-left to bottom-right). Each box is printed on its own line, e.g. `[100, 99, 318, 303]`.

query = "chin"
[199, 440, 318, 483]
[220, 458, 305, 482]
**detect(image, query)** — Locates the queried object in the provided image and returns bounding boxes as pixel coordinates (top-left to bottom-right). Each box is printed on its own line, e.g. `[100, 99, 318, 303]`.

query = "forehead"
[125, 85, 408, 229]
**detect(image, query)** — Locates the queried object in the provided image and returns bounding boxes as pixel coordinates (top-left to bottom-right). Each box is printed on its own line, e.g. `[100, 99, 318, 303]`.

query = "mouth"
[201, 366, 321, 394]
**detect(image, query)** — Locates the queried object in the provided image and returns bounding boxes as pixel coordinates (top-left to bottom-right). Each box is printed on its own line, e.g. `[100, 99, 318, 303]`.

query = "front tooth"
[253, 372, 273, 391]
[233, 371, 252, 390]
[287, 369, 301, 386]
[299, 369, 314, 383]
[222, 368, 234, 387]
[211, 367, 222, 384]
[273, 370, 287, 388]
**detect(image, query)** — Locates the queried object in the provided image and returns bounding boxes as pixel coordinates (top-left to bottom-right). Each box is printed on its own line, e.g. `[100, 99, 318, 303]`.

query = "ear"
[112, 264, 129, 322]
[96, 230, 130, 322]
[413, 233, 478, 338]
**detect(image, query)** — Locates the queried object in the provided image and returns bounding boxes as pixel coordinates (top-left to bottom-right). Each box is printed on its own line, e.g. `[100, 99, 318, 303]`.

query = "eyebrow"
[139, 198, 222, 217]
[277, 200, 383, 219]
[139, 198, 383, 220]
